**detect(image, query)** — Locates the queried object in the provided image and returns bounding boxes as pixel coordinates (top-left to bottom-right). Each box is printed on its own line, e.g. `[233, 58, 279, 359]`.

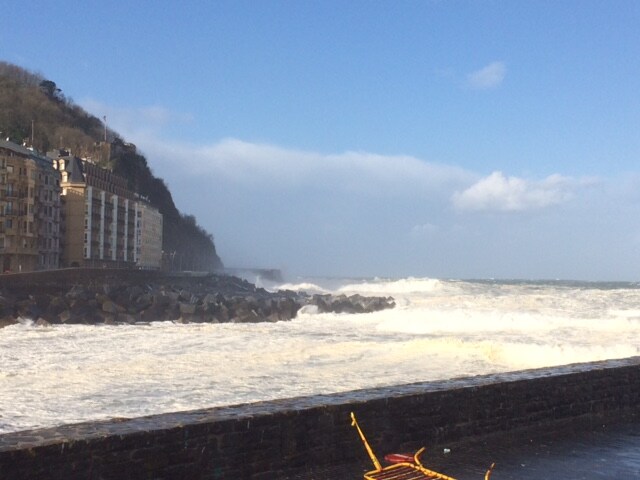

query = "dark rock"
[0, 316, 17, 328]
[128, 285, 145, 300]
[305, 293, 394, 315]
[35, 317, 51, 327]
[202, 293, 218, 305]
[153, 294, 172, 308]
[33, 294, 51, 310]
[57, 310, 72, 323]
[102, 300, 125, 314]
[66, 285, 89, 300]
[179, 302, 197, 315]
[118, 313, 138, 324]
[135, 293, 153, 311]
[0, 272, 395, 326]
[46, 296, 68, 316]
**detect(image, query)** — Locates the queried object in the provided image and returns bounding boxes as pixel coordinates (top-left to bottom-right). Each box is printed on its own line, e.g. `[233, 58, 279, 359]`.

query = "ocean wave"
[2, 276, 640, 434]
[337, 277, 444, 295]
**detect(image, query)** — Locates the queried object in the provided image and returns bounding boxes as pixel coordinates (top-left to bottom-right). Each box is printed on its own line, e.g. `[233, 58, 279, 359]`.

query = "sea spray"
[1, 277, 639, 434]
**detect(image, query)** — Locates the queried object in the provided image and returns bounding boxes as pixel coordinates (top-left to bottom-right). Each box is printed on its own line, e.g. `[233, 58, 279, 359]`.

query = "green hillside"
[0, 61, 223, 271]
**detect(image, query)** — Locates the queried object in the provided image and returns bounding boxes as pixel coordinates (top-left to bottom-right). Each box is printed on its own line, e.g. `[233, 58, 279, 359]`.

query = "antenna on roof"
[31, 119, 34, 147]
[103, 115, 107, 143]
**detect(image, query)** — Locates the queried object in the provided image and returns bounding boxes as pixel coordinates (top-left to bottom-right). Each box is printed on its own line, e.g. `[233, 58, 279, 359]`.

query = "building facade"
[53, 151, 138, 268]
[0, 141, 163, 272]
[0, 140, 61, 272]
[51, 150, 163, 270]
[134, 200, 163, 269]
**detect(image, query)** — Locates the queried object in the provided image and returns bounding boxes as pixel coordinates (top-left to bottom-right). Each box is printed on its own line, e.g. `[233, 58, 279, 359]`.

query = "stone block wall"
[1, 357, 639, 479]
[0, 268, 167, 291]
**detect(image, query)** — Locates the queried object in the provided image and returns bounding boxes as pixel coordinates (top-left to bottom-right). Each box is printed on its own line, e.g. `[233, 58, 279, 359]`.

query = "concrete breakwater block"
[0, 270, 395, 327]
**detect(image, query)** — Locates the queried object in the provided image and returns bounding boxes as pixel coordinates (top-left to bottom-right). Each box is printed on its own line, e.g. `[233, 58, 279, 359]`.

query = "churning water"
[1, 277, 639, 434]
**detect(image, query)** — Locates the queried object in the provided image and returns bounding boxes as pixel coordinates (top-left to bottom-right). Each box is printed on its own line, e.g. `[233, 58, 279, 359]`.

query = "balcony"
[1, 191, 19, 200]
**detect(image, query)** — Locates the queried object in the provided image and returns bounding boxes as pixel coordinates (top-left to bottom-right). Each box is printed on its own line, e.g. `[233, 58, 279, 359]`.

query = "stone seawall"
[0, 267, 167, 291]
[1, 357, 639, 479]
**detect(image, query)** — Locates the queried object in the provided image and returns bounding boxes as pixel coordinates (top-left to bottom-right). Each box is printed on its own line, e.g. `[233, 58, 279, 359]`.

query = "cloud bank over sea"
[81, 98, 640, 281]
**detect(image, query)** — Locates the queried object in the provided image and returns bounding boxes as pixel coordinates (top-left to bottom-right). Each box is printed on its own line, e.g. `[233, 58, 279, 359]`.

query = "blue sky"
[2, 1, 640, 280]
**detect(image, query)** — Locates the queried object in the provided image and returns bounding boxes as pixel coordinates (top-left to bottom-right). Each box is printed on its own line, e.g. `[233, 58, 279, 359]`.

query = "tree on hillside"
[39, 80, 62, 102]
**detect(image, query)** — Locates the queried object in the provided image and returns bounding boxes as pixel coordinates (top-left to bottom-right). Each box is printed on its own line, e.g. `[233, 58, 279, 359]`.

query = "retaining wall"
[1, 357, 639, 479]
[0, 268, 167, 291]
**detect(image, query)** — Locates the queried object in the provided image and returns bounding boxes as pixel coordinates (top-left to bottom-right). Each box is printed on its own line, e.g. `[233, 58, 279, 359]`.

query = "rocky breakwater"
[0, 273, 395, 327]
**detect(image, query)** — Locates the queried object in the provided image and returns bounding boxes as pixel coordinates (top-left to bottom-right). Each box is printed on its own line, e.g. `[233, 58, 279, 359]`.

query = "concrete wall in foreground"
[1, 357, 639, 479]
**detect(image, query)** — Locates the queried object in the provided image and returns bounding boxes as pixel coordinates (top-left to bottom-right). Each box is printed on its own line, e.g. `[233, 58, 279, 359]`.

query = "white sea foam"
[273, 281, 329, 294]
[1, 277, 639, 434]
[337, 277, 445, 295]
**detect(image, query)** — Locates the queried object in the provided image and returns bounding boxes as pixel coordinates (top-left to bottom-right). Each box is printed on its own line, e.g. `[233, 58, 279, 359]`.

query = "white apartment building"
[134, 201, 163, 269]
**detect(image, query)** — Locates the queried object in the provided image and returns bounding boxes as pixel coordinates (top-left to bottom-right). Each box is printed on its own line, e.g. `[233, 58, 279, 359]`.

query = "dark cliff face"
[0, 61, 223, 271]
[109, 139, 223, 271]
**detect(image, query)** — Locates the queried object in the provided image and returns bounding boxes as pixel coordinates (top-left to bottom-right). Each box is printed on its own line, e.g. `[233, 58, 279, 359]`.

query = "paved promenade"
[279, 418, 640, 479]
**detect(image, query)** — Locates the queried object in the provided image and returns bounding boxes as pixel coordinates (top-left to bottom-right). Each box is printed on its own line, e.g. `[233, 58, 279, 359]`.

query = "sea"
[1, 276, 639, 435]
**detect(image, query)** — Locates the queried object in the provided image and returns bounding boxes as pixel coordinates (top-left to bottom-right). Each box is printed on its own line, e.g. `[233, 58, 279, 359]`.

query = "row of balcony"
[0, 245, 39, 255]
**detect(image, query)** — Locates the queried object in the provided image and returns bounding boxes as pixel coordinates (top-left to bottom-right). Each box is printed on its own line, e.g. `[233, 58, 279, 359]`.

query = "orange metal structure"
[350, 412, 494, 480]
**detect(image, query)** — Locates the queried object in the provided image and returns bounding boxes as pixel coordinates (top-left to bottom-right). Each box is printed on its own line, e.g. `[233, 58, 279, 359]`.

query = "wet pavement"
[279, 419, 640, 479]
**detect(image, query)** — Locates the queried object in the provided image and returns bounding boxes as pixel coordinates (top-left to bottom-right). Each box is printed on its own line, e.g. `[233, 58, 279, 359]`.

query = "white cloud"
[411, 223, 440, 237]
[452, 171, 575, 212]
[466, 61, 506, 90]
[79, 97, 474, 195]
[116, 136, 475, 198]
